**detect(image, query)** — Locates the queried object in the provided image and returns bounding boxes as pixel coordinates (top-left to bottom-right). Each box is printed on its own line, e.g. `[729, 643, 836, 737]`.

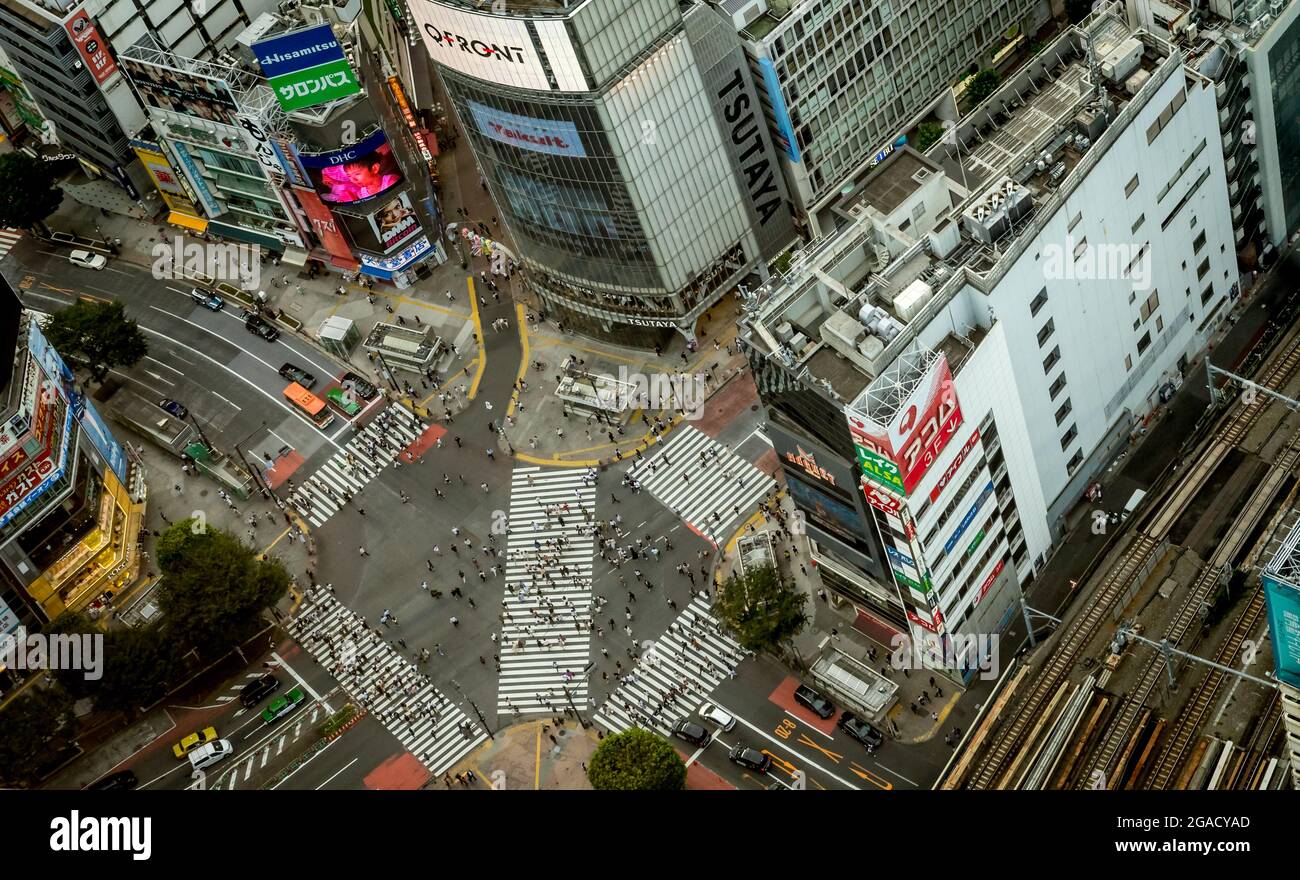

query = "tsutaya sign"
[715, 68, 782, 227]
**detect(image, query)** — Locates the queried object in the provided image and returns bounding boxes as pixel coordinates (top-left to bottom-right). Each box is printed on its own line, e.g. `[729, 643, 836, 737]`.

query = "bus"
[283, 382, 334, 430]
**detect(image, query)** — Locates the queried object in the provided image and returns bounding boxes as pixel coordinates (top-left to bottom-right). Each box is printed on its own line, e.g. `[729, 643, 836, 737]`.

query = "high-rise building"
[0, 278, 147, 633]
[741, 4, 1237, 676]
[406, 0, 798, 348]
[1261, 515, 1300, 790]
[728, 0, 1047, 237]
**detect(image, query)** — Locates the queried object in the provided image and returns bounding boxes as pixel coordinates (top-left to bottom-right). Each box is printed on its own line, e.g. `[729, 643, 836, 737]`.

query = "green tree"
[715, 564, 808, 654]
[0, 686, 76, 787]
[587, 728, 686, 791]
[966, 69, 1002, 106]
[915, 121, 947, 152]
[90, 625, 186, 713]
[157, 520, 289, 656]
[0, 152, 62, 234]
[41, 300, 147, 384]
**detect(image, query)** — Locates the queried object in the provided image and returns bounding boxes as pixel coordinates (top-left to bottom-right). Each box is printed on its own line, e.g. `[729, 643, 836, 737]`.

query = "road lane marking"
[316, 757, 359, 790]
[273, 652, 333, 713]
[715, 701, 862, 790]
[796, 733, 843, 762]
[848, 761, 895, 790]
[145, 355, 184, 375]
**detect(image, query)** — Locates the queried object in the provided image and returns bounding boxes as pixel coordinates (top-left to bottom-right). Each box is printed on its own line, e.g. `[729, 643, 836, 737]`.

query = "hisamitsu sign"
[252, 24, 360, 112]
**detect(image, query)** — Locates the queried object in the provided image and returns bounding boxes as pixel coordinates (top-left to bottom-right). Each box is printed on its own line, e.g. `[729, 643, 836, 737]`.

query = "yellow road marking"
[467, 276, 485, 399]
[848, 761, 894, 790]
[534, 722, 542, 790]
[506, 302, 529, 419]
[796, 734, 843, 763]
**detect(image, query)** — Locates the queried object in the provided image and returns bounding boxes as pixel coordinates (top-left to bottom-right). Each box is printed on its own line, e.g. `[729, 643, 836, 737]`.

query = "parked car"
[697, 701, 736, 732]
[240, 674, 280, 708]
[837, 711, 885, 752]
[261, 686, 306, 724]
[157, 398, 188, 420]
[86, 770, 137, 791]
[69, 249, 107, 270]
[187, 739, 233, 771]
[793, 684, 835, 719]
[727, 744, 772, 773]
[172, 726, 219, 758]
[671, 719, 712, 746]
[278, 363, 316, 389]
[189, 288, 224, 311]
[340, 372, 378, 400]
[245, 314, 280, 342]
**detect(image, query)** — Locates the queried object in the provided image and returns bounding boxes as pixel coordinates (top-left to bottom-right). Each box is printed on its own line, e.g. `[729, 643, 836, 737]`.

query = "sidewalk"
[439, 715, 597, 790]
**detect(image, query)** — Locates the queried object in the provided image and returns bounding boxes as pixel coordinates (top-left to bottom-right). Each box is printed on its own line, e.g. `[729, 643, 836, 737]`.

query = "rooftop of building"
[739, 2, 1180, 414]
[1142, 0, 1295, 52]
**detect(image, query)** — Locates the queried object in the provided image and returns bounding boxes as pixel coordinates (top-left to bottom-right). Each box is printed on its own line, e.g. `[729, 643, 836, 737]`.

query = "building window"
[1131, 214, 1145, 234]
[1156, 314, 1164, 333]
[1043, 345, 1061, 373]
[1060, 424, 1077, 450]
[1067, 449, 1084, 473]
[1068, 211, 1082, 232]
[1125, 174, 1140, 197]
[1055, 398, 1072, 425]
[1193, 229, 1207, 253]
[1196, 257, 1211, 280]
[1037, 318, 1055, 347]
[1201, 284, 1215, 306]
[1029, 287, 1048, 317]
[1137, 331, 1152, 354]
[1140, 290, 1159, 322]
[1049, 372, 1067, 399]
[1125, 353, 1133, 371]
[1073, 237, 1088, 260]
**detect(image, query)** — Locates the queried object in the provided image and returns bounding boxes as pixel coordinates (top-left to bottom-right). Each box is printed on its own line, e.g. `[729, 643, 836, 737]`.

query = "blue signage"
[1263, 573, 1300, 688]
[293, 129, 388, 168]
[170, 142, 221, 217]
[360, 235, 432, 279]
[886, 543, 915, 571]
[252, 24, 348, 81]
[467, 101, 587, 158]
[80, 397, 128, 485]
[759, 58, 801, 163]
[944, 481, 995, 555]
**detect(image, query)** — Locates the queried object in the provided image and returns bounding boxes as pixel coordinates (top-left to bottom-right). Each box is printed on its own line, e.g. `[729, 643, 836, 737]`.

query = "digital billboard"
[786, 474, 875, 553]
[252, 24, 361, 112]
[122, 58, 239, 127]
[847, 354, 964, 496]
[369, 193, 421, 252]
[758, 58, 800, 163]
[359, 235, 433, 279]
[64, 9, 117, 85]
[408, 1, 552, 91]
[296, 131, 403, 205]
[1263, 572, 1300, 689]
[468, 100, 587, 158]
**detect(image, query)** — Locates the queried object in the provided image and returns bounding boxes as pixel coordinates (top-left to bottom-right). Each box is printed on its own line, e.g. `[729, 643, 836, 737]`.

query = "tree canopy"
[914, 121, 946, 152]
[715, 563, 808, 654]
[41, 300, 147, 384]
[966, 69, 1003, 106]
[157, 520, 289, 656]
[587, 728, 686, 791]
[0, 686, 75, 787]
[0, 152, 62, 232]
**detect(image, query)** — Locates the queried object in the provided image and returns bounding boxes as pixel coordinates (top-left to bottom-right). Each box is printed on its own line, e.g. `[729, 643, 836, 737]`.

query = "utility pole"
[450, 679, 494, 740]
[185, 411, 215, 454]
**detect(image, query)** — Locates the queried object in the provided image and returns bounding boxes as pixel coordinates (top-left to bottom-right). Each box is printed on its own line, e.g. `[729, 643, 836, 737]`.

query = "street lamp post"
[185, 411, 215, 454]
[450, 679, 494, 740]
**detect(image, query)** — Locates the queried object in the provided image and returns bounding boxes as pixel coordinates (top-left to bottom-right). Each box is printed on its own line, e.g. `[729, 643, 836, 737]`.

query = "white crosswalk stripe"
[627, 425, 777, 546]
[289, 590, 486, 776]
[0, 228, 22, 263]
[497, 466, 597, 715]
[287, 407, 424, 527]
[593, 598, 747, 736]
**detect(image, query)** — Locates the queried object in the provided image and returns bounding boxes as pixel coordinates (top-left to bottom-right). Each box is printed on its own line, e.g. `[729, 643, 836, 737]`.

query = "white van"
[1122, 489, 1147, 519]
[187, 739, 234, 771]
[69, 249, 107, 270]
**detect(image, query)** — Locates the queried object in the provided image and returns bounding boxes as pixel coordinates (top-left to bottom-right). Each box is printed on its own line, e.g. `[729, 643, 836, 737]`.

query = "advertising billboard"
[252, 24, 360, 112]
[389, 77, 437, 172]
[294, 186, 355, 263]
[131, 141, 200, 217]
[468, 100, 587, 158]
[785, 474, 874, 551]
[1263, 572, 1300, 689]
[944, 482, 995, 555]
[847, 354, 964, 496]
[766, 422, 855, 498]
[359, 235, 432, 279]
[79, 396, 128, 484]
[122, 58, 238, 127]
[930, 429, 981, 503]
[408, 1, 552, 91]
[169, 142, 222, 217]
[297, 130, 403, 205]
[369, 193, 421, 252]
[498, 166, 617, 240]
[64, 9, 117, 85]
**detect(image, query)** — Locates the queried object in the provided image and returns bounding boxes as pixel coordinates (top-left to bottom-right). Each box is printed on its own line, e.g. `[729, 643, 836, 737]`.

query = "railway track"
[1225, 691, 1283, 789]
[958, 326, 1300, 790]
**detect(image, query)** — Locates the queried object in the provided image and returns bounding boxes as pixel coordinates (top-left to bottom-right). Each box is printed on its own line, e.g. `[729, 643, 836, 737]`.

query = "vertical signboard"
[252, 24, 361, 112]
[294, 186, 355, 264]
[64, 9, 118, 85]
[758, 58, 801, 163]
[1263, 572, 1300, 688]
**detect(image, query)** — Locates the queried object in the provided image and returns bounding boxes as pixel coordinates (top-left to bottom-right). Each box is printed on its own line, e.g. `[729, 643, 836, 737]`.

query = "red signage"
[0, 446, 27, 482]
[895, 360, 963, 494]
[860, 477, 903, 515]
[929, 428, 981, 503]
[784, 444, 838, 487]
[907, 608, 938, 633]
[64, 10, 118, 85]
[973, 558, 1006, 608]
[294, 187, 356, 266]
[0, 454, 54, 519]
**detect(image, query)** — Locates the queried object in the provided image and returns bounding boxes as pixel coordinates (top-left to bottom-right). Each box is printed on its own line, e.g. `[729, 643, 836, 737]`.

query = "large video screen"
[337, 193, 421, 255]
[122, 58, 239, 128]
[297, 131, 403, 205]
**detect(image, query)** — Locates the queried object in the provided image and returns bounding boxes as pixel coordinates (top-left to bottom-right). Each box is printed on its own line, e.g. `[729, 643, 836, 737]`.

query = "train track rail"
[958, 326, 1300, 790]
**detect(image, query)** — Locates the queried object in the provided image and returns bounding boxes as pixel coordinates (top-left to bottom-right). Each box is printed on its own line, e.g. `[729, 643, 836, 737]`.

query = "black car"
[86, 770, 137, 791]
[728, 744, 772, 773]
[837, 711, 885, 752]
[671, 719, 711, 747]
[240, 673, 281, 708]
[278, 363, 316, 389]
[340, 372, 378, 400]
[157, 398, 188, 420]
[793, 684, 835, 719]
[245, 314, 281, 342]
[189, 288, 224, 311]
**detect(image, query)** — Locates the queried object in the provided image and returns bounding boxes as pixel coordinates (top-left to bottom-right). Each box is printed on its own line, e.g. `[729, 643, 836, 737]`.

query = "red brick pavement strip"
[693, 368, 761, 438]
[754, 447, 780, 478]
[265, 450, 305, 490]
[401, 423, 448, 461]
[685, 758, 736, 790]
[364, 752, 431, 790]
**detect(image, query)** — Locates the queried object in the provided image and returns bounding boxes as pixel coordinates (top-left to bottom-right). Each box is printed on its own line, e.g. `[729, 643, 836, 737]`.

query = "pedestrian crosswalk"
[290, 590, 487, 776]
[593, 597, 747, 736]
[0, 228, 22, 263]
[287, 406, 424, 527]
[628, 425, 777, 546]
[497, 466, 596, 715]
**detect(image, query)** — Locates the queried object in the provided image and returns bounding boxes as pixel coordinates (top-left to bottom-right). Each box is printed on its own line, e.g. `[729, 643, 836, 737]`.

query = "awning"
[280, 247, 308, 266]
[167, 212, 208, 233]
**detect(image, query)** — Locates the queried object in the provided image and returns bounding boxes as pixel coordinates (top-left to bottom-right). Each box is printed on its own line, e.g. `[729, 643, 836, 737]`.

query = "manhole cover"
[751, 404, 759, 411]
